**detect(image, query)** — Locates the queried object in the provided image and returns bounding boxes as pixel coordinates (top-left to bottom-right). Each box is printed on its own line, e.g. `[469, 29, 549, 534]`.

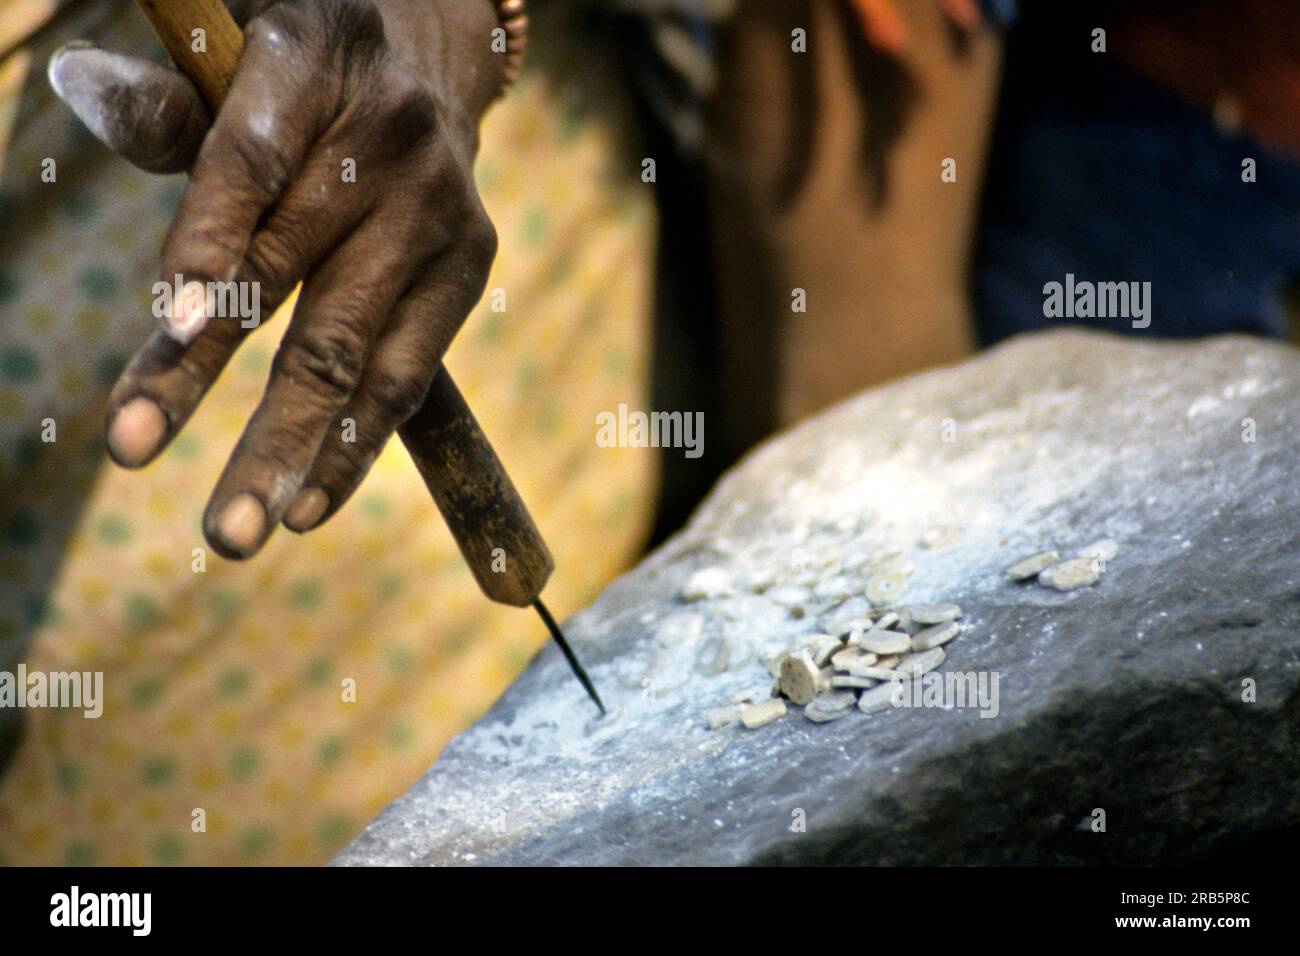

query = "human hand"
[50, 0, 503, 558]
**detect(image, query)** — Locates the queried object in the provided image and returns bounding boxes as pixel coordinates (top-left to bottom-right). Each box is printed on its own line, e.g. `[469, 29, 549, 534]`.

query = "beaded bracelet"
[494, 0, 528, 93]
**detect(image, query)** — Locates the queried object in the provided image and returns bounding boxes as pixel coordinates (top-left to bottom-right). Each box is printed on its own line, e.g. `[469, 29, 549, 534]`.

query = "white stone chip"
[855, 629, 911, 655]
[1006, 550, 1060, 581]
[824, 615, 873, 638]
[858, 679, 907, 714]
[895, 647, 946, 677]
[779, 650, 821, 706]
[680, 566, 734, 601]
[816, 689, 857, 710]
[909, 603, 962, 624]
[740, 698, 787, 729]
[1039, 557, 1101, 591]
[850, 665, 905, 681]
[831, 675, 877, 689]
[866, 571, 907, 606]
[804, 633, 844, 667]
[872, 611, 900, 631]
[805, 691, 858, 722]
[910, 621, 959, 651]
[830, 647, 875, 670]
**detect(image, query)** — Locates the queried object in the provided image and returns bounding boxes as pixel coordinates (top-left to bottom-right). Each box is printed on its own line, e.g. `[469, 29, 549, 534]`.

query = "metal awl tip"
[532, 598, 606, 715]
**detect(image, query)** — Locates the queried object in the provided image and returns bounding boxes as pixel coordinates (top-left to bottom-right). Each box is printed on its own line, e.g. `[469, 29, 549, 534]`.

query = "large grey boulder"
[336, 329, 1300, 866]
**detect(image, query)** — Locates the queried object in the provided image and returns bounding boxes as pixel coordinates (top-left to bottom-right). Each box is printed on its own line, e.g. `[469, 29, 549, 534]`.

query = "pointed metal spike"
[533, 598, 606, 715]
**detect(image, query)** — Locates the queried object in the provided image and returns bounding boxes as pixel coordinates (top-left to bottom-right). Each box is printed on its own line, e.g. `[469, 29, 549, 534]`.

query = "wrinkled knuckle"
[325, 428, 377, 478]
[276, 332, 365, 405]
[283, 0, 385, 64]
[385, 78, 439, 143]
[162, 221, 243, 281]
[246, 3, 313, 50]
[367, 367, 429, 424]
[222, 121, 293, 200]
[402, 165, 453, 224]
[242, 233, 296, 290]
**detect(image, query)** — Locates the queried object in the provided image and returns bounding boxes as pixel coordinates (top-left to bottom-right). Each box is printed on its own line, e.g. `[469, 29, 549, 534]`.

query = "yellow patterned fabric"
[0, 0, 657, 864]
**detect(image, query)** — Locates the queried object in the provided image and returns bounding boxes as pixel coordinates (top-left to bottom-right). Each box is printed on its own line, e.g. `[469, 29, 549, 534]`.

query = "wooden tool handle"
[399, 369, 554, 607]
[134, 0, 243, 113]
[135, 0, 555, 607]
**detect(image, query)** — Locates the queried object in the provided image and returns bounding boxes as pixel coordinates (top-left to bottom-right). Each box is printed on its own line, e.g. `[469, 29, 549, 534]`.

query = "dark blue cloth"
[973, 51, 1300, 344]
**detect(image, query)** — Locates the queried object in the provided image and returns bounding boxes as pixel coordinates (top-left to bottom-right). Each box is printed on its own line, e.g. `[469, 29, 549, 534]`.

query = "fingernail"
[165, 280, 208, 344]
[284, 488, 329, 532]
[107, 397, 167, 467]
[47, 42, 95, 99]
[48, 44, 115, 143]
[214, 493, 266, 556]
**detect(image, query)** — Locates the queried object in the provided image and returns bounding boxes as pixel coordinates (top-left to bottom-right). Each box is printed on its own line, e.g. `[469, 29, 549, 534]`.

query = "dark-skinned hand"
[49, 0, 502, 558]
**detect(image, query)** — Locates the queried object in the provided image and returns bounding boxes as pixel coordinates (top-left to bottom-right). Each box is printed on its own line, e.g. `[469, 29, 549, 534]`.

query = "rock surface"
[336, 330, 1300, 866]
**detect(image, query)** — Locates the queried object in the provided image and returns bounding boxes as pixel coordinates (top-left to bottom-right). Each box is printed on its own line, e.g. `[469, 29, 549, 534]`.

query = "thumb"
[48, 43, 211, 174]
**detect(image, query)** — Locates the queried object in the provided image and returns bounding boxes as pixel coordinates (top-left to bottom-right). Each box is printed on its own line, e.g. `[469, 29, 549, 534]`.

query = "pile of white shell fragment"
[1005, 538, 1119, 591]
[696, 537, 1122, 731]
[705, 602, 964, 729]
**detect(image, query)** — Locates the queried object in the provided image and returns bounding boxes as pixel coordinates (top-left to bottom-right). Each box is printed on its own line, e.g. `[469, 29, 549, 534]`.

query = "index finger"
[158, 11, 328, 342]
